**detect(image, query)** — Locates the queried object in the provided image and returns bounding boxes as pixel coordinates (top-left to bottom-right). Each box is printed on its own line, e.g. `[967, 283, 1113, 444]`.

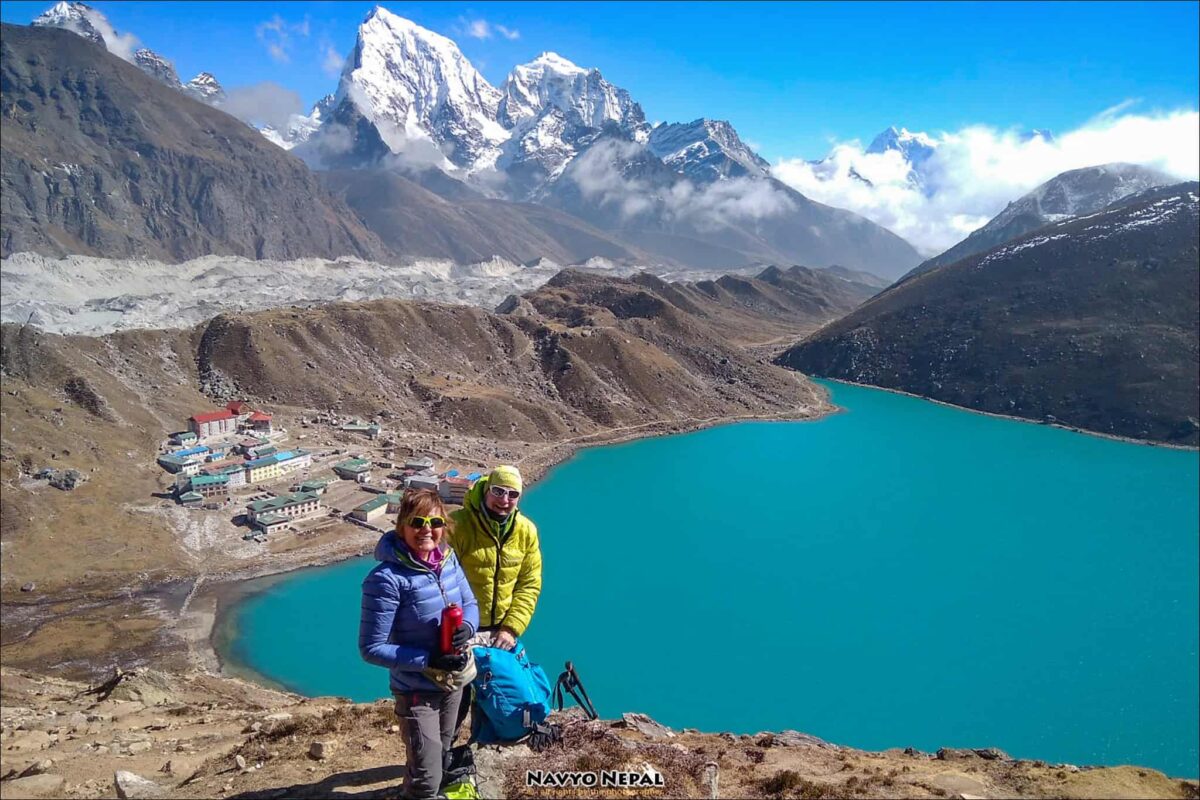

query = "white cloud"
[255, 14, 311, 64]
[72, 6, 139, 61]
[566, 139, 794, 227]
[320, 42, 344, 78]
[460, 18, 520, 40]
[219, 82, 303, 130]
[772, 106, 1200, 255]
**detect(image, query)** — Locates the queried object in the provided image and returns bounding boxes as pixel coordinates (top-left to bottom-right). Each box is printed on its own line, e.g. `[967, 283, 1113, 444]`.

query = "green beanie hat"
[488, 465, 523, 492]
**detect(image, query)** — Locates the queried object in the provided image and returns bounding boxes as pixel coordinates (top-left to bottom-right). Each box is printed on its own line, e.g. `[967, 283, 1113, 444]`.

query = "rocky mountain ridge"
[0, 24, 389, 262]
[903, 162, 1177, 279]
[778, 183, 1200, 445]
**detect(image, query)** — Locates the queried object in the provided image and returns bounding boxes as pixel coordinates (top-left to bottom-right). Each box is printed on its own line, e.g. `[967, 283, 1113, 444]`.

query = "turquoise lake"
[219, 381, 1199, 777]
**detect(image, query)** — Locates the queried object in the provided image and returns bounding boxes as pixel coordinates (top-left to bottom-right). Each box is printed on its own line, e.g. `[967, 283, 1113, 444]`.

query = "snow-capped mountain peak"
[133, 48, 180, 88]
[184, 72, 226, 104]
[994, 162, 1175, 225]
[32, 1, 185, 89]
[498, 51, 645, 132]
[647, 118, 769, 183]
[866, 126, 938, 168]
[262, 94, 335, 151]
[336, 6, 506, 170]
[31, 1, 105, 45]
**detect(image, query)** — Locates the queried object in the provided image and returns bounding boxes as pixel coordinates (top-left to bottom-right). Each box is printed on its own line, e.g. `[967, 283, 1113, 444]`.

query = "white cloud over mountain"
[773, 106, 1200, 255]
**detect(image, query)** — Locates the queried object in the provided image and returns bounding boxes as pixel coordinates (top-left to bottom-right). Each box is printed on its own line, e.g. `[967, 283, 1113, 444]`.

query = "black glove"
[451, 621, 474, 650]
[429, 651, 469, 672]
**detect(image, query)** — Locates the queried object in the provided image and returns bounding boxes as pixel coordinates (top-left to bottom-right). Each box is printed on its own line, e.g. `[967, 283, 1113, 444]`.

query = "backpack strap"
[553, 661, 598, 721]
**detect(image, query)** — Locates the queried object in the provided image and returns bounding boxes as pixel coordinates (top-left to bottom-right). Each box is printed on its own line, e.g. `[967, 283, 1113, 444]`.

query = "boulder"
[4, 774, 65, 797]
[8, 729, 52, 751]
[309, 739, 338, 760]
[114, 771, 162, 799]
[19, 759, 55, 777]
[261, 712, 293, 734]
[619, 712, 675, 740]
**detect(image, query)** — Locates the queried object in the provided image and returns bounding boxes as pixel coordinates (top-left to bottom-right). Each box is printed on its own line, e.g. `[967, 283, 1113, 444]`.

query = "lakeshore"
[213, 380, 1200, 776]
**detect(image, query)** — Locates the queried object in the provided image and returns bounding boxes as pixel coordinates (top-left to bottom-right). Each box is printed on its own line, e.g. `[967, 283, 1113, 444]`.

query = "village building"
[439, 476, 473, 504]
[247, 444, 277, 460]
[405, 456, 436, 472]
[293, 478, 332, 495]
[236, 437, 267, 455]
[210, 463, 247, 487]
[169, 431, 198, 446]
[245, 492, 323, 528]
[246, 411, 273, 435]
[333, 458, 373, 483]
[188, 409, 238, 438]
[253, 513, 292, 534]
[351, 493, 402, 524]
[157, 453, 204, 475]
[340, 420, 381, 440]
[190, 474, 231, 499]
[244, 450, 312, 484]
[407, 475, 440, 492]
[178, 491, 203, 505]
[226, 400, 252, 421]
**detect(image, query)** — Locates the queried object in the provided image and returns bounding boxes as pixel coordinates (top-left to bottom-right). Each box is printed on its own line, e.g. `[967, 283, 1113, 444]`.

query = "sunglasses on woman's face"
[488, 485, 521, 500]
[408, 516, 446, 530]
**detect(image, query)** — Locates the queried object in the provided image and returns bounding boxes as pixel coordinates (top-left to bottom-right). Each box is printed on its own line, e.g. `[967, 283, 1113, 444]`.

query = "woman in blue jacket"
[360, 489, 479, 799]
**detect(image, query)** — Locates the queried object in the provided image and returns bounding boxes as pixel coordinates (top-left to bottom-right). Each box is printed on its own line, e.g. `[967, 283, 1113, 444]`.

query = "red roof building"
[226, 401, 249, 414]
[248, 411, 272, 422]
[190, 409, 236, 424]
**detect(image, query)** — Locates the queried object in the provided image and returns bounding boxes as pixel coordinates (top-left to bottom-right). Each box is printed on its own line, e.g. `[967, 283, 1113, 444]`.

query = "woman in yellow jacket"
[448, 465, 542, 651]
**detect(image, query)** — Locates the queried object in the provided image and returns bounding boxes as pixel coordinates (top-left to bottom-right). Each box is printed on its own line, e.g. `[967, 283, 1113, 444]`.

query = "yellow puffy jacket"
[448, 478, 543, 635]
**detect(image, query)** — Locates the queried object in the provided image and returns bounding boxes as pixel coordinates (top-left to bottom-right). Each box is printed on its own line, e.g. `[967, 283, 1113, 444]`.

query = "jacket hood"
[463, 477, 519, 541]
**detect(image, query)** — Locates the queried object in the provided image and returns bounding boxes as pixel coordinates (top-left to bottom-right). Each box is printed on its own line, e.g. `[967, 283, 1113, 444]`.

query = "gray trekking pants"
[393, 690, 464, 799]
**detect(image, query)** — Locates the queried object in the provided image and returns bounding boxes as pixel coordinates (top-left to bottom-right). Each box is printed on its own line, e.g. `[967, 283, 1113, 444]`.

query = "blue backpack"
[470, 641, 553, 743]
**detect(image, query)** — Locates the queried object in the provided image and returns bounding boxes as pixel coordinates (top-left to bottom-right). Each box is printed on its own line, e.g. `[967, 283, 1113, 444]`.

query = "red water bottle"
[440, 603, 463, 654]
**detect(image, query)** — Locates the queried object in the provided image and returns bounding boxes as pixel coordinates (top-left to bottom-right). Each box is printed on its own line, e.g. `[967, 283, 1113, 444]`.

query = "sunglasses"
[488, 485, 521, 500]
[407, 515, 446, 530]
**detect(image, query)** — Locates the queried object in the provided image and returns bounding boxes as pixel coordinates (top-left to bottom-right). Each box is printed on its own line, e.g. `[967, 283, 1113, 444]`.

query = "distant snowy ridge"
[648, 119, 770, 183]
[33, 1, 228, 102]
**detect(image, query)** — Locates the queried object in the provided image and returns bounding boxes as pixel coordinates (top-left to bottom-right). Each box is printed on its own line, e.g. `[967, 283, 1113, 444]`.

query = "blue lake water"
[219, 381, 1199, 777]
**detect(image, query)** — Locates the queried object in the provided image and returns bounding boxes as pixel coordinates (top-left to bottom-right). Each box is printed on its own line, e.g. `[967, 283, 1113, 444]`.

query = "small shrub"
[762, 770, 805, 795]
[573, 752, 604, 771]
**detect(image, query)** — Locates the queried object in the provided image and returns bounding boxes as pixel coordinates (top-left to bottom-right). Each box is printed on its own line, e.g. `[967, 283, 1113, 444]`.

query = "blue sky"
[3, 1, 1197, 161]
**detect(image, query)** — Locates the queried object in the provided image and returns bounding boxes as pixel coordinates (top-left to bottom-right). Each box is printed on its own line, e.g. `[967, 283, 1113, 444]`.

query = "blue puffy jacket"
[359, 531, 480, 693]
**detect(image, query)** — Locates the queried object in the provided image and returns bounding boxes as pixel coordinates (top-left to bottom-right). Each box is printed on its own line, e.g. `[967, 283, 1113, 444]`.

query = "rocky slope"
[902, 163, 1176, 280]
[778, 184, 1200, 445]
[0, 267, 855, 597]
[317, 169, 651, 265]
[0, 24, 390, 262]
[1, 667, 1193, 800]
